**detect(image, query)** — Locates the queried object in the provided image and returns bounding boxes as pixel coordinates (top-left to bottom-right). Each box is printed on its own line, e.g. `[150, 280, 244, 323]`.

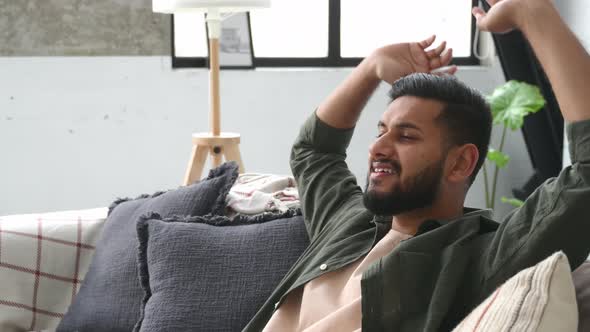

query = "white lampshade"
[153, 0, 270, 13]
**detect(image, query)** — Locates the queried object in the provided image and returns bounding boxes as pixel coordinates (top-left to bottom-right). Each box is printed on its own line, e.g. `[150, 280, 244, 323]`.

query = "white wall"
[1, 56, 534, 218]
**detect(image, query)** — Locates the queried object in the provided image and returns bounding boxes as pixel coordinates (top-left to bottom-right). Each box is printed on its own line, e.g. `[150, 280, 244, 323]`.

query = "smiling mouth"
[370, 168, 399, 180]
[370, 161, 399, 177]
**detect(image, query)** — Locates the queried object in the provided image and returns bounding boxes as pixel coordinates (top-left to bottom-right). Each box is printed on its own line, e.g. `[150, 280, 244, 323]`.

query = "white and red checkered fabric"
[0, 207, 107, 332]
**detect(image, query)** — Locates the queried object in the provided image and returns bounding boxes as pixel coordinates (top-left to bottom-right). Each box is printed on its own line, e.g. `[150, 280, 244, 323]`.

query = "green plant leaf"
[486, 81, 546, 130]
[487, 148, 510, 168]
[501, 196, 525, 208]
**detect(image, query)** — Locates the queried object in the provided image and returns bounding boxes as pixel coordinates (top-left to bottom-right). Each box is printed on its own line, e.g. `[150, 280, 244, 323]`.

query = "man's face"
[363, 96, 448, 215]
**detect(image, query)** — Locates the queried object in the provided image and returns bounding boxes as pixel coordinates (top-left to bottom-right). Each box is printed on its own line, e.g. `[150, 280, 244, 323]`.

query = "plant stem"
[491, 125, 508, 209]
[483, 162, 490, 208]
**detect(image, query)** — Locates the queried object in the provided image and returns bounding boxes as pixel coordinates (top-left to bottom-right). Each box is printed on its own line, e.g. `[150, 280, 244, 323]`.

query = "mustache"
[372, 159, 402, 174]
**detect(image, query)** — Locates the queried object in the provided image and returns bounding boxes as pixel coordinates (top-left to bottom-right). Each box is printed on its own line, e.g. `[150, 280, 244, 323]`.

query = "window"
[250, 0, 329, 58]
[174, 12, 208, 57]
[172, 0, 478, 68]
[340, 0, 472, 58]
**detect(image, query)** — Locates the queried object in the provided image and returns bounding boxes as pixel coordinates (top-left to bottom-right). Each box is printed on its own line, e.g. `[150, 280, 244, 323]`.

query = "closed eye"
[376, 133, 416, 140]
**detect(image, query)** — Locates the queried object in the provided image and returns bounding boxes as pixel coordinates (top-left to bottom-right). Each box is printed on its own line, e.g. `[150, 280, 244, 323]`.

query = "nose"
[369, 135, 394, 160]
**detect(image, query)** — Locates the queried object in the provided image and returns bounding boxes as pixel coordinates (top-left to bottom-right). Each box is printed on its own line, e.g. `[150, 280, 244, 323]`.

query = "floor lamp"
[152, 0, 270, 185]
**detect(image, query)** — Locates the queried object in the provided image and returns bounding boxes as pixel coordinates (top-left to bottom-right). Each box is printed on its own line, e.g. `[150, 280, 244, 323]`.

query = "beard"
[363, 158, 444, 216]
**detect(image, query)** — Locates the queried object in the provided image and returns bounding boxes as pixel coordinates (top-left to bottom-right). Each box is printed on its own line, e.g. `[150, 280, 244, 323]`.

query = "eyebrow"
[377, 121, 423, 133]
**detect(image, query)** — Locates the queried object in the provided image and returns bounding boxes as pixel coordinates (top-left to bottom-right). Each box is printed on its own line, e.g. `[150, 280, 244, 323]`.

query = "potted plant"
[483, 80, 546, 209]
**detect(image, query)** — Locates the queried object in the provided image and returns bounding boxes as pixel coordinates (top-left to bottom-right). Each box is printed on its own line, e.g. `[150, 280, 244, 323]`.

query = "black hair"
[388, 73, 492, 186]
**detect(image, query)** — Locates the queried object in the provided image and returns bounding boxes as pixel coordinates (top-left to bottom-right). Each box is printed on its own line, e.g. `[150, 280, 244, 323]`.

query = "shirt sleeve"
[290, 111, 365, 241]
[483, 118, 590, 284]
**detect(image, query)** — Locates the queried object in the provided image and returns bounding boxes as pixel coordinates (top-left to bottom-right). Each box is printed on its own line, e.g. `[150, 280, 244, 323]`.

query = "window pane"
[341, 0, 472, 58]
[250, 0, 328, 58]
[174, 13, 207, 57]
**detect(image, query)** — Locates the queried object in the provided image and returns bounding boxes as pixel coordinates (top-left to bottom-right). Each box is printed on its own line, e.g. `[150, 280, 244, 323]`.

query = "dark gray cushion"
[133, 211, 309, 332]
[57, 162, 239, 332]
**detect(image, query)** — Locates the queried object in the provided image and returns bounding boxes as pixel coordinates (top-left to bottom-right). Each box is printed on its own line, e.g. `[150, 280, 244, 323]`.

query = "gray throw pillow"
[133, 211, 309, 332]
[57, 162, 239, 332]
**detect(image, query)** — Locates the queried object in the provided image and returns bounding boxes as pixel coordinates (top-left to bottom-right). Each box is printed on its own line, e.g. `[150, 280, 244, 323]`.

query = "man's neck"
[391, 205, 464, 235]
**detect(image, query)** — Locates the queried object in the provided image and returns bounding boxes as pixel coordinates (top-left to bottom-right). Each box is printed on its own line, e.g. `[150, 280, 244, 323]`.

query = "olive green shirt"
[243, 112, 590, 332]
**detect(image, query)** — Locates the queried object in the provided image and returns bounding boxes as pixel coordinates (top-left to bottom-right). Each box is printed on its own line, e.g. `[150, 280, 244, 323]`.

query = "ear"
[445, 144, 479, 183]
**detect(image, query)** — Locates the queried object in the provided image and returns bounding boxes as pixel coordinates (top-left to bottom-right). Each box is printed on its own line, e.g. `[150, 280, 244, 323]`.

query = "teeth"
[374, 168, 393, 174]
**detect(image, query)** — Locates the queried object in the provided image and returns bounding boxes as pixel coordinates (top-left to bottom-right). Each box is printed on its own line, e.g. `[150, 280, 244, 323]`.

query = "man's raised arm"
[473, 0, 590, 123]
[318, 36, 456, 129]
[472, 0, 590, 277]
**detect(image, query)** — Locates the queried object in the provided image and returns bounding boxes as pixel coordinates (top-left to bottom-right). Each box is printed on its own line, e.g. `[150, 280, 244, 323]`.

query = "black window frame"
[172, 0, 480, 68]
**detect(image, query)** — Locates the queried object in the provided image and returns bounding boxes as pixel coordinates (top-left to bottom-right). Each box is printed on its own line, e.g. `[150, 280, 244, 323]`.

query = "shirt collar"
[416, 207, 492, 235]
[373, 207, 493, 235]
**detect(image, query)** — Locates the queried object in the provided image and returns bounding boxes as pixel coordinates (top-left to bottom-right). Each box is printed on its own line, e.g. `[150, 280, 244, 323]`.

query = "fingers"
[419, 35, 436, 49]
[472, 7, 486, 21]
[415, 35, 453, 71]
[432, 65, 458, 76]
[444, 65, 458, 76]
[472, 1, 518, 34]
[447, 65, 459, 75]
[426, 41, 447, 59]
[429, 48, 453, 69]
[440, 48, 453, 66]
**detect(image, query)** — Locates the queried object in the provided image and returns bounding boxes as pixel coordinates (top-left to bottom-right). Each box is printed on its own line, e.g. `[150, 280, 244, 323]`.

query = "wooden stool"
[183, 132, 245, 185]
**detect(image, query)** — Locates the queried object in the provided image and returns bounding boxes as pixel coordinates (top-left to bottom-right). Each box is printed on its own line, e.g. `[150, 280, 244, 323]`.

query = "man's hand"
[370, 36, 456, 84]
[317, 36, 456, 129]
[472, 0, 552, 34]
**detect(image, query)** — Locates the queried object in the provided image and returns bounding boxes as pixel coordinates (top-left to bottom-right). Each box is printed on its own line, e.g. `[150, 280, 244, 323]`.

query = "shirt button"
[320, 263, 328, 271]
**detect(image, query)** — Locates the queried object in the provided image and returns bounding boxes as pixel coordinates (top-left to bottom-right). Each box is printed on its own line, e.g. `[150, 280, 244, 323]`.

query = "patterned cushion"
[58, 162, 239, 332]
[452, 251, 578, 332]
[0, 207, 107, 332]
[133, 211, 309, 332]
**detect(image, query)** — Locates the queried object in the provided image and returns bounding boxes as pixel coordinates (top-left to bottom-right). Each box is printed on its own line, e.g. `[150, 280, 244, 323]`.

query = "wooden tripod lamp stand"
[152, 0, 270, 185]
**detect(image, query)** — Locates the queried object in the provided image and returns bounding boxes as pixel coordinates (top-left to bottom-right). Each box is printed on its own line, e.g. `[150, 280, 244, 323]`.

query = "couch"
[1, 162, 590, 331]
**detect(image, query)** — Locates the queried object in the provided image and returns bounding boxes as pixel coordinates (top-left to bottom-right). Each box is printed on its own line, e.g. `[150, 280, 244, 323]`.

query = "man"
[244, 0, 590, 331]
